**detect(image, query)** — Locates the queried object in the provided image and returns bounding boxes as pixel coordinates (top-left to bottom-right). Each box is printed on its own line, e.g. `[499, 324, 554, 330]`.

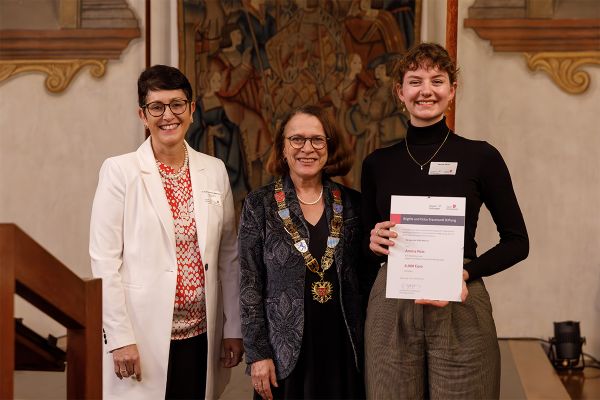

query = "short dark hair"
[266, 105, 353, 177]
[392, 42, 459, 92]
[137, 65, 193, 107]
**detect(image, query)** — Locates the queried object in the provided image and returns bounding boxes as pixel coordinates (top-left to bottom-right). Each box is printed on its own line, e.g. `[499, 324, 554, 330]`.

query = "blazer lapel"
[137, 138, 176, 253]
[187, 143, 209, 259]
[283, 175, 309, 240]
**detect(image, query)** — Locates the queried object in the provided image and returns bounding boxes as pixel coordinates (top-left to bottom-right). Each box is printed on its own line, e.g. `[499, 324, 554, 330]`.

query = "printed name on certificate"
[386, 195, 466, 302]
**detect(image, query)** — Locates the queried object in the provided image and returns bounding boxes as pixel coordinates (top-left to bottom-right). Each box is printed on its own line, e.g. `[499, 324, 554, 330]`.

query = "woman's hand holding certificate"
[370, 195, 468, 305]
[370, 220, 469, 307]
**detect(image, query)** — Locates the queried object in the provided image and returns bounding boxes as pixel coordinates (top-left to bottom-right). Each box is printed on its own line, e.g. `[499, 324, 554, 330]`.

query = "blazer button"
[205, 263, 208, 271]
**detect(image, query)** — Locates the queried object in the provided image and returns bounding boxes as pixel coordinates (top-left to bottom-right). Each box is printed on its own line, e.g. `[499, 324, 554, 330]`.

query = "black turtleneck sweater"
[360, 118, 529, 280]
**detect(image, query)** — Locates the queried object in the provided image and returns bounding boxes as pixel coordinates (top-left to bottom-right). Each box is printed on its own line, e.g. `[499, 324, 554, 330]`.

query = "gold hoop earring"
[400, 101, 406, 112]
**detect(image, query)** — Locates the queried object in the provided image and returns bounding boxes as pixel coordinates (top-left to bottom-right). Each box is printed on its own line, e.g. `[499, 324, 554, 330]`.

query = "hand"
[369, 221, 397, 256]
[251, 359, 278, 400]
[415, 269, 470, 307]
[221, 338, 244, 368]
[112, 344, 142, 381]
[461, 269, 469, 302]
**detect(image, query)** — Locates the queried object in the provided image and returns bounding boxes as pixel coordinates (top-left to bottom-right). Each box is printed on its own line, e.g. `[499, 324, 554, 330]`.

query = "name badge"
[203, 190, 222, 206]
[428, 162, 458, 175]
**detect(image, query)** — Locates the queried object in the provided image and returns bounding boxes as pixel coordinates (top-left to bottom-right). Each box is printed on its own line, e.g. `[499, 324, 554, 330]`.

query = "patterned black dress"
[257, 212, 365, 400]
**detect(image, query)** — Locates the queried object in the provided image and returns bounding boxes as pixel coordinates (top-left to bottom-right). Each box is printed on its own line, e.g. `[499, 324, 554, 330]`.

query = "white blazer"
[90, 138, 242, 399]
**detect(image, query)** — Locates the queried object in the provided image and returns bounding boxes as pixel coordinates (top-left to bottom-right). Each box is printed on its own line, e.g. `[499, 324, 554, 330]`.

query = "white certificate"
[386, 195, 466, 301]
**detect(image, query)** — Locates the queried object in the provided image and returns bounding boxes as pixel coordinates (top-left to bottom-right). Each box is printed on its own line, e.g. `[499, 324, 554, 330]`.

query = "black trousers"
[165, 333, 208, 400]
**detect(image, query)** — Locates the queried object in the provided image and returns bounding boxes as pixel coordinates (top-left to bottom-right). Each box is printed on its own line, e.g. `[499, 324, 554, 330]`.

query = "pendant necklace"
[274, 177, 343, 303]
[405, 129, 450, 171]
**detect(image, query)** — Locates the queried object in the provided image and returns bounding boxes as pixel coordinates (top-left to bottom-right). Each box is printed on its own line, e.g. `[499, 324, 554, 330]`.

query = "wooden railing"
[0, 223, 102, 399]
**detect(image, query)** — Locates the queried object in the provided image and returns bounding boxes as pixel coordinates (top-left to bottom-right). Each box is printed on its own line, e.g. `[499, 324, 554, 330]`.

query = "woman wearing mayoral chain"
[239, 105, 368, 399]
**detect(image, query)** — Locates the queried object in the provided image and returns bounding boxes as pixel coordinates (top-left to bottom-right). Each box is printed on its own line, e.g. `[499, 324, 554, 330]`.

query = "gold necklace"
[274, 177, 343, 303]
[405, 129, 450, 171]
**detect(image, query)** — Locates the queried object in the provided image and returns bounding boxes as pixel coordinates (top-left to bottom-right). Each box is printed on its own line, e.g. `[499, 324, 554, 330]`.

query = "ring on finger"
[376, 228, 383, 237]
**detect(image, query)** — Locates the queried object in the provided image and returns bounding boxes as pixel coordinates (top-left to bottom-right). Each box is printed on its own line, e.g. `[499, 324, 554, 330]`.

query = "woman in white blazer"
[90, 65, 243, 399]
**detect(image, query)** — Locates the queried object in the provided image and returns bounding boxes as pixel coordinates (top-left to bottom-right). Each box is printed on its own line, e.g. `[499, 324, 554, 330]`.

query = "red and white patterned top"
[157, 160, 207, 340]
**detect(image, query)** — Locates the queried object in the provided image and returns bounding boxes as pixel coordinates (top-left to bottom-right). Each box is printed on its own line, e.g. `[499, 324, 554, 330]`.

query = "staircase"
[0, 223, 101, 399]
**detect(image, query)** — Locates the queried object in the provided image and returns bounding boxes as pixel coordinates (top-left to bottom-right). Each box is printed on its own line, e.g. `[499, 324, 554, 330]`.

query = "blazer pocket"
[121, 281, 143, 290]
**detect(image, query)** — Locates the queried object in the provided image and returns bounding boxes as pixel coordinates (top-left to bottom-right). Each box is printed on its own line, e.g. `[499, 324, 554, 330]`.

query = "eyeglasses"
[143, 99, 189, 117]
[286, 135, 328, 150]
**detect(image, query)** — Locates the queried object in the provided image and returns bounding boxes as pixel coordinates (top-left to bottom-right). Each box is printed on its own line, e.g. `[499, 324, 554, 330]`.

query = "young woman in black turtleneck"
[361, 43, 529, 399]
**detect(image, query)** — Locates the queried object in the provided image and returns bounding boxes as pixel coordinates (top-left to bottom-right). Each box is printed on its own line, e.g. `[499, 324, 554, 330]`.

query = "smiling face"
[138, 89, 195, 152]
[396, 65, 456, 127]
[283, 113, 328, 182]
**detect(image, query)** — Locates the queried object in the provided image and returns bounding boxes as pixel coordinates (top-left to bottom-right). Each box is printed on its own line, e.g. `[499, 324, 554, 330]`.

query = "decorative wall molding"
[464, 0, 600, 94]
[0, 28, 141, 60]
[0, 59, 107, 93]
[0, 0, 139, 93]
[463, 18, 600, 53]
[525, 51, 600, 94]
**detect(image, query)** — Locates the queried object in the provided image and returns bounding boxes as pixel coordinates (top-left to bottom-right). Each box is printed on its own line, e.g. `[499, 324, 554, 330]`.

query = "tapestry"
[180, 0, 419, 209]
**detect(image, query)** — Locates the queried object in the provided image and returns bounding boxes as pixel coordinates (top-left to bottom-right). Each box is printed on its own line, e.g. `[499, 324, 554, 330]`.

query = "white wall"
[455, 0, 600, 358]
[150, 0, 179, 66]
[0, 0, 177, 338]
[420, 0, 447, 43]
[4, 1, 178, 395]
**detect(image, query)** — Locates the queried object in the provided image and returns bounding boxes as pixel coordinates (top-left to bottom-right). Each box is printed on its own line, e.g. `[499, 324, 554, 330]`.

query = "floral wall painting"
[180, 0, 420, 209]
